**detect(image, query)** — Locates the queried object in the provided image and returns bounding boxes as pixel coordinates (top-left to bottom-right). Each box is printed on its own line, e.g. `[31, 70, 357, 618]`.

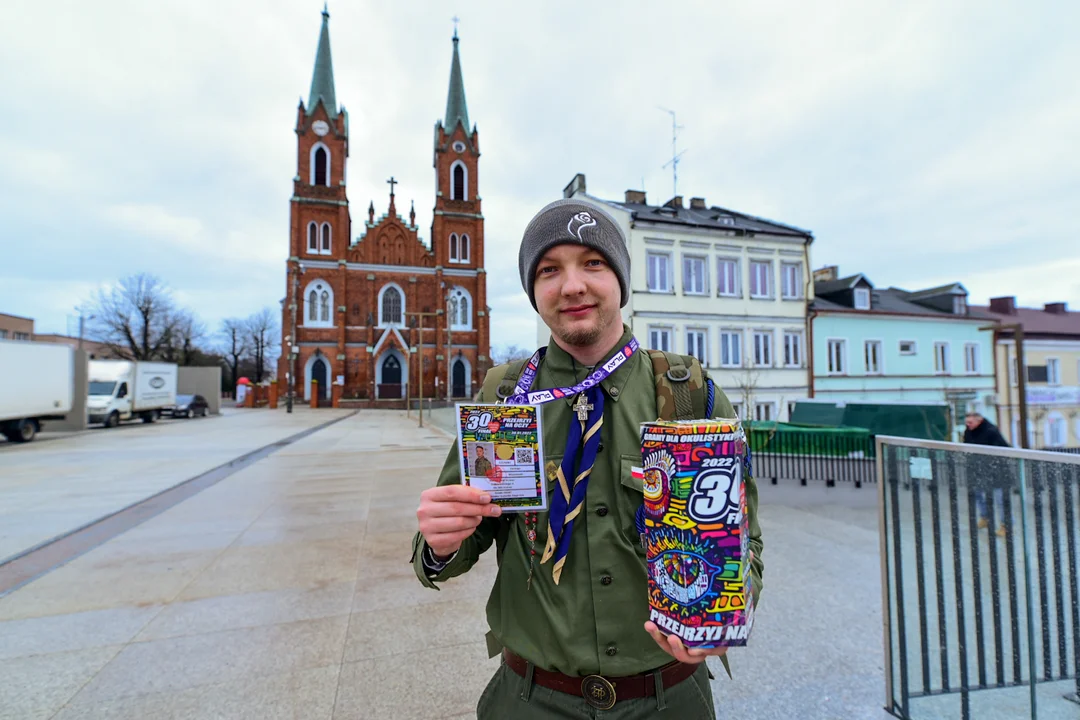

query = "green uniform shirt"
[412, 326, 764, 677]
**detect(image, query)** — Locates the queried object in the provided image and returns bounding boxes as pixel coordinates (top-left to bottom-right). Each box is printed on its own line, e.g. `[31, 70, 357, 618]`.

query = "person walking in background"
[963, 412, 1011, 537]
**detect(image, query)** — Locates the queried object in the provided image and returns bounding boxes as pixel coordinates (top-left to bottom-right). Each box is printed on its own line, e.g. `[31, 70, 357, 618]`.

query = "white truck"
[0, 340, 75, 443]
[87, 360, 178, 428]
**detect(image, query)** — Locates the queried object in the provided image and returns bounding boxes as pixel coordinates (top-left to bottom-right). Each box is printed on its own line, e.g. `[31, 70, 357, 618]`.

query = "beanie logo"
[567, 211, 597, 242]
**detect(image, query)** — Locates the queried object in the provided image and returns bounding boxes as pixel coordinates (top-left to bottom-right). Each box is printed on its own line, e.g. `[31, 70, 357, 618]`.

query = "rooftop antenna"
[657, 107, 686, 198]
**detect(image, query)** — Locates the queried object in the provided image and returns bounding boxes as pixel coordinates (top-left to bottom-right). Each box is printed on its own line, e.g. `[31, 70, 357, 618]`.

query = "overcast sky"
[2, 0, 1077, 353]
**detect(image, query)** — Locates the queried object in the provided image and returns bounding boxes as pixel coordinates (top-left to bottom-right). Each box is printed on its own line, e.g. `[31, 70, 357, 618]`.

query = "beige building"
[548, 174, 813, 421]
[977, 297, 1080, 448]
[0, 312, 34, 341]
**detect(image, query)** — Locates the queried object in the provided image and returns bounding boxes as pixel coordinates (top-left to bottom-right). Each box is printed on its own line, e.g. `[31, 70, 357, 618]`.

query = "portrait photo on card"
[466, 441, 496, 479]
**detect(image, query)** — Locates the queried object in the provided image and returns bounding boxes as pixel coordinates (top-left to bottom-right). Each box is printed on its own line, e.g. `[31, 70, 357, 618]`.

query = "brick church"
[279, 8, 490, 407]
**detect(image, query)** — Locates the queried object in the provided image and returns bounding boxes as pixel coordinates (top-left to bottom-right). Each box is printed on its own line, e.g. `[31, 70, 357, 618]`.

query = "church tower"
[431, 29, 489, 393]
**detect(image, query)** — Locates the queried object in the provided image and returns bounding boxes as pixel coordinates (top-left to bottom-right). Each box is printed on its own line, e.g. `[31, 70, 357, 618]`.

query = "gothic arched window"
[321, 223, 331, 254]
[380, 285, 404, 326]
[459, 234, 470, 263]
[449, 233, 459, 262]
[448, 286, 471, 330]
[313, 146, 329, 186]
[304, 281, 334, 328]
[451, 161, 467, 201]
[320, 291, 330, 322]
[308, 290, 317, 321]
[308, 222, 318, 253]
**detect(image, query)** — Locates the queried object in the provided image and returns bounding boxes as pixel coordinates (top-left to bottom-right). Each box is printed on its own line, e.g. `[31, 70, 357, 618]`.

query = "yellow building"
[979, 297, 1080, 448]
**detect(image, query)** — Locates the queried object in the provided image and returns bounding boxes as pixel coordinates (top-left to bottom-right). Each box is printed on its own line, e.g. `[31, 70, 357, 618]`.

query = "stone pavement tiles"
[0, 409, 895, 719]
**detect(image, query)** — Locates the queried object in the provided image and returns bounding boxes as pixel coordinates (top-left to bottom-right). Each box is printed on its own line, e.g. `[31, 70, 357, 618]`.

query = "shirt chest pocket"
[617, 453, 646, 555]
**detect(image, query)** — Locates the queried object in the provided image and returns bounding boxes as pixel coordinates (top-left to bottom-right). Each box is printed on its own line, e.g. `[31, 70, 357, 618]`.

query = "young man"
[472, 445, 493, 478]
[413, 199, 764, 718]
[963, 412, 1011, 537]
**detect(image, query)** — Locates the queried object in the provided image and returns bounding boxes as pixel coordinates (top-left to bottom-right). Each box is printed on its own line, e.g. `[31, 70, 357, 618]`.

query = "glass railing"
[877, 437, 1080, 719]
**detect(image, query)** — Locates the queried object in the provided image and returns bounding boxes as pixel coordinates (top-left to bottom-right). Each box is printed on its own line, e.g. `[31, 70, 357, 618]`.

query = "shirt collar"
[542, 324, 638, 405]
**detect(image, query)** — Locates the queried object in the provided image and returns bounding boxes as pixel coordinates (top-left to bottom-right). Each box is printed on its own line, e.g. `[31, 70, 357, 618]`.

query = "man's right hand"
[417, 485, 503, 559]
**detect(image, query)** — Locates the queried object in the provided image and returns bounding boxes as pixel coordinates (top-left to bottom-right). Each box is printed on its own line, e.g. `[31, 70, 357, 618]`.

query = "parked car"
[167, 394, 209, 419]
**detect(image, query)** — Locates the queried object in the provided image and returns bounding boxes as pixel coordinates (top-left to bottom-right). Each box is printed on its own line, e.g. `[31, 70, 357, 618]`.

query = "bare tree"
[161, 310, 207, 366]
[244, 308, 279, 383]
[220, 318, 249, 387]
[734, 356, 761, 422]
[88, 274, 182, 361]
[491, 344, 533, 365]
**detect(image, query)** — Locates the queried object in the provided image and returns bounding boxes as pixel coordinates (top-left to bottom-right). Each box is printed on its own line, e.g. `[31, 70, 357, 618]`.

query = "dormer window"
[854, 287, 871, 310]
[953, 295, 967, 315]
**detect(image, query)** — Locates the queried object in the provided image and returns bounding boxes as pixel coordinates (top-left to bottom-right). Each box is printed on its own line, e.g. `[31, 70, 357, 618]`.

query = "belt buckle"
[581, 675, 616, 710]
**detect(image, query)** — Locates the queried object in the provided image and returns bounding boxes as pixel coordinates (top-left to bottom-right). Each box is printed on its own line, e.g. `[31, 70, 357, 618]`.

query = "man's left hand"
[644, 550, 754, 665]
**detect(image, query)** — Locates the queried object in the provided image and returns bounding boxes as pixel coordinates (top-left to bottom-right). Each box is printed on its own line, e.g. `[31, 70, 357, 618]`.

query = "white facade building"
[540, 174, 814, 421]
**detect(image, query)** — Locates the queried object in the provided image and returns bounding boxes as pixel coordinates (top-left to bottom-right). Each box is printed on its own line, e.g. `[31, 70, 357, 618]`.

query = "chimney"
[1044, 302, 1067, 314]
[813, 266, 839, 283]
[689, 197, 706, 210]
[624, 189, 646, 204]
[563, 173, 586, 199]
[989, 296, 1017, 315]
[663, 196, 683, 210]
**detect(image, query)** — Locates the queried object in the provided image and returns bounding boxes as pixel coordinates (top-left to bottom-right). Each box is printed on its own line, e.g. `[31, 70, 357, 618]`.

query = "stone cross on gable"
[387, 176, 398, 196]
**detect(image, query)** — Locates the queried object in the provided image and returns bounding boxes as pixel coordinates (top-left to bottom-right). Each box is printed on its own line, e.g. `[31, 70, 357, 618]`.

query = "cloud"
[1, 0, 1077, 349]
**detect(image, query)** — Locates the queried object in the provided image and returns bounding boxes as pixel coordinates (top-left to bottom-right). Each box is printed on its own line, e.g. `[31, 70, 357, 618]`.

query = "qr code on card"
[514, 447, 535, 464]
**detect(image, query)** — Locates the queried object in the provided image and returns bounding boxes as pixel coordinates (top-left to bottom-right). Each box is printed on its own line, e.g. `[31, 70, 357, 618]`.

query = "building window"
[717, 258, 739, 297]
[934, 342, 950, 374]
[1047, 357, 1061, 385]
[753, 331, 772, 367]
[864, 340, 882, 375]
[754, 402, 774, 422]
[0, 330, 7, 339]
[683, 255, 707, 295]
[730, 402, 744, 420]
[14, 332, 30, 341]
[451, 161, 467, 200]
[964, 344, 979, 374]
[647, 252, 672, 292]
[899, 340, 917, 355]
[749, 261, 772, 299]
[686, 328, 708, 365]
[648, 326, 672, 353]
[827, 339, 846, 375]
[720, 330, 742, 368]
[781, 262, 802, 299]
[1046, 414, 1067, 447]
[311, 144, 330, 186]
[1010, 357, 1017, 387]
[787, 401, 797, 419]
[854, 288, 871, 310]
[448, 286, 471, 330]
[379, 284, 405, 326]
[953, 296, 967, 315]
[307, 222, 318, 253]
[459, 234, 470, 263]
[320, 223, 331, 254]
[783, 331, 802, 368]
[449, 233, 459, 262]
[304, 281, 334, 328]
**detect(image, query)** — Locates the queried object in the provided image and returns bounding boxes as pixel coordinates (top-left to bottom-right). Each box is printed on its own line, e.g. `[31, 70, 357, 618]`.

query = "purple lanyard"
[505, 337, 640, 405]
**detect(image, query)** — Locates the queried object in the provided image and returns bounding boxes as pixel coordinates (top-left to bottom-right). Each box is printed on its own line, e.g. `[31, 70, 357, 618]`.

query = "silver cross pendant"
[573, 393, 594, 423]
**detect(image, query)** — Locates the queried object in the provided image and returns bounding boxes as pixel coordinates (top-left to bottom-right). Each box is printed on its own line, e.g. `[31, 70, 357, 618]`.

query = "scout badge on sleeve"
[456, 403, 547, 512]
[639, 418, 755, 648]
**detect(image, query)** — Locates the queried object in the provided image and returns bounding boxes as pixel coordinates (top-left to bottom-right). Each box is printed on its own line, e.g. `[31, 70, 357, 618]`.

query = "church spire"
[443, 29, 470, 132]
[307, 4, 338, 118]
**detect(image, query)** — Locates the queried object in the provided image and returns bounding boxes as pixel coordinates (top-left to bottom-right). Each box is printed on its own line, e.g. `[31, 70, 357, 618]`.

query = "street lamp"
[286, 262, 306, 413]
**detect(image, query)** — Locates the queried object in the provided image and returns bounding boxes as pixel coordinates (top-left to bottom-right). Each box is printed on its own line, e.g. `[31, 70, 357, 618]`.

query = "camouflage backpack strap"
[647, 350, 707, 421]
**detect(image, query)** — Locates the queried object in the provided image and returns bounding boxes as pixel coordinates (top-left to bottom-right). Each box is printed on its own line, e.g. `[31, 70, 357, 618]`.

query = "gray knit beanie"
[518, 199, 631, 310]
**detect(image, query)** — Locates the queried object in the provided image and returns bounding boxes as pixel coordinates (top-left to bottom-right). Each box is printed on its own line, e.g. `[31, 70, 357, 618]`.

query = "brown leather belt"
[502, 648, 698, 710]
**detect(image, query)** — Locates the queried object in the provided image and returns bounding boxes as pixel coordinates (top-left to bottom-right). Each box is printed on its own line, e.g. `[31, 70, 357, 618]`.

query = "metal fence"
[878, 437, 1080, 719]
[744, 422, 877, 488]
